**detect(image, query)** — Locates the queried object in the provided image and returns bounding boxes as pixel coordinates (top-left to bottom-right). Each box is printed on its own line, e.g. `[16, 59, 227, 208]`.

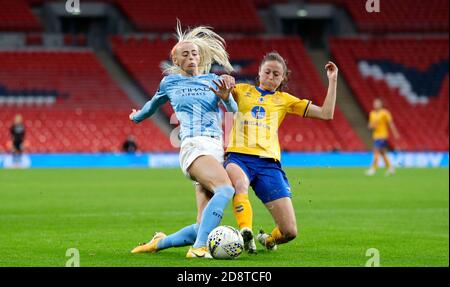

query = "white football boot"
[256, 230, 277, 251]
[240, 227, 257, 254]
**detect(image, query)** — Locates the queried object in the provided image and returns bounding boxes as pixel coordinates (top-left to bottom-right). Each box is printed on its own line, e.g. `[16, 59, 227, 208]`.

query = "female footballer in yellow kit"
[221, 52, 339, 252]
[365, 98, 400, 176]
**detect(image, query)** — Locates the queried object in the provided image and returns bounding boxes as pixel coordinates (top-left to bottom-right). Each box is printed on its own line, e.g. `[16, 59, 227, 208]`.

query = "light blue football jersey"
[132, 73, 237, 142]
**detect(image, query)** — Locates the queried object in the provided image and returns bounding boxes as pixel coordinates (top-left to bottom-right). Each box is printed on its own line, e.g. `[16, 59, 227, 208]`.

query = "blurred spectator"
[122, 135, 138, 154]
[10, 114, 26, 160]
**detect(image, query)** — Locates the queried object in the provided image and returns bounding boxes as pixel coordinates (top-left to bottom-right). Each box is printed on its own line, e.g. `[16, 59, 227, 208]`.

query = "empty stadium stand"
[309, 0, 449, 33]
[330, 37, 448, 151]
[0, 51, 175, 153]
[115, 0, 265, 33]
[0, 0, 42, 31]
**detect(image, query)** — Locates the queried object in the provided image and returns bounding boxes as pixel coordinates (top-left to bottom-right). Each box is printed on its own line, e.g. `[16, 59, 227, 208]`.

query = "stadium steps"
[306, 48, 372, 148]
[256, 8, 281, 35]
[332, 2, 358, 35]
[94, 48, 173, 136]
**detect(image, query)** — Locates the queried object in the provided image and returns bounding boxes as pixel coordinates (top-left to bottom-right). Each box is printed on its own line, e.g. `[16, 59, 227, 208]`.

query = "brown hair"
[255, 52, 291, 91]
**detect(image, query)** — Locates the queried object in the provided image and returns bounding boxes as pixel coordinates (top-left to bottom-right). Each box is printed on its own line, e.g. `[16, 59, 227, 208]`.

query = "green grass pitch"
[0, 168, 448, 267]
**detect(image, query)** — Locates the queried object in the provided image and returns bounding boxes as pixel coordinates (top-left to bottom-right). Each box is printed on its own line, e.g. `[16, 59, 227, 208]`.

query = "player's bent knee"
[234, 180, 249, 195]
[282, 227, 298, 241]
[197, 176, 231, 192]
[285, 233, 297, 242]
[210, 177, 232, 191]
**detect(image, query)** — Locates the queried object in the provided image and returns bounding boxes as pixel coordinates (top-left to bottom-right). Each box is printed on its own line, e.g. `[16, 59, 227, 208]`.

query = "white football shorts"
[179, 136, 224, 180]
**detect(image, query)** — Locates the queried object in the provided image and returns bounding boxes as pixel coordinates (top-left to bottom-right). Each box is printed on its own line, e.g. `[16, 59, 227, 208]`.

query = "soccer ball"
[207, 225, 244, 259]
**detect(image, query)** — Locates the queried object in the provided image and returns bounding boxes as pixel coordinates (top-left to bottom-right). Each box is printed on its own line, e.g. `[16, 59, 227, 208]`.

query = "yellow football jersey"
[369, 108, 392, 140]
[226, 83, 311, 160]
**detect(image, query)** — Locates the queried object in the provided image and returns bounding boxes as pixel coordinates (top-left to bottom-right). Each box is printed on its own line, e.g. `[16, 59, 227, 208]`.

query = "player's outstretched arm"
[129, 93, 168, 124]
[305, 61, 338, 120]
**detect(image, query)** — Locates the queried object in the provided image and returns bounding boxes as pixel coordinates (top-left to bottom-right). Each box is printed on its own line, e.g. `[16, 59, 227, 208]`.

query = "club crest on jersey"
[251, 106, 266, 119]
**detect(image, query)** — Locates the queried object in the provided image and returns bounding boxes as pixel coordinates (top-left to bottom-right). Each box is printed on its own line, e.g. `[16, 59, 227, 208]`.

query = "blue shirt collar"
[256, 86, 275, 96]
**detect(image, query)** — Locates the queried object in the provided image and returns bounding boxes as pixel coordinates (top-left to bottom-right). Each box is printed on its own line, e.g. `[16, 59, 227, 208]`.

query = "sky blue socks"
[155, 185, 235, 250]
[193, 185, 235, 248]
[156, 223, 199, 250]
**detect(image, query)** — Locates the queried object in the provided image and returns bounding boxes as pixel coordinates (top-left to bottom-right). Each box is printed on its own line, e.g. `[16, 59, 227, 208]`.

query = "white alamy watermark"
[365, 248, 380, 267]
[168, 106, 280, 149]
[365, 0, 380, 13]
[66, 0, 81, 15]
[65, 248, 80, 267]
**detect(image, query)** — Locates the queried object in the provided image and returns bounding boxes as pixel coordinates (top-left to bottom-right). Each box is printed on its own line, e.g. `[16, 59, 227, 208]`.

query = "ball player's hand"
[325, 61, 338, 81]
[220, 74, 236, 89]
[129, 109, 139, 121]
[210, 78, 233, 101]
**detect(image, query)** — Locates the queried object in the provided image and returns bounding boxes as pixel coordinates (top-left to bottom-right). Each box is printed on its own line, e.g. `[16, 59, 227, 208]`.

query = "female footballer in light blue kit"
[129, 23, 237, 258]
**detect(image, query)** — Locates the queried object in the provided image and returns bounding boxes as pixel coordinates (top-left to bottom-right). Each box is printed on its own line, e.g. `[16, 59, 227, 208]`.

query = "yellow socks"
[233, 193, 253, 230]
[270, 227, 286, 244]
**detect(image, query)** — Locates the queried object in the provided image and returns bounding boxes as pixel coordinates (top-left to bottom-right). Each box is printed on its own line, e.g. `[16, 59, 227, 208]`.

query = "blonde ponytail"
[162, 20, 233, 75]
